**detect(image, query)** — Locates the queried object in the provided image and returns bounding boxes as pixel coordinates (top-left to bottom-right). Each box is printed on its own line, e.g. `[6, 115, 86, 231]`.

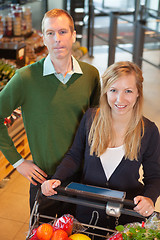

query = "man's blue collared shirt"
[43, 54, 83, 84]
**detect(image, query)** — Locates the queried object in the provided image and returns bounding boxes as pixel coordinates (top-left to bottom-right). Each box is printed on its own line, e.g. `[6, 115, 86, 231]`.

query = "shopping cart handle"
[47, 183, 159, 219]
[49, 186, 145, 219]
[55, 182, 136, 208]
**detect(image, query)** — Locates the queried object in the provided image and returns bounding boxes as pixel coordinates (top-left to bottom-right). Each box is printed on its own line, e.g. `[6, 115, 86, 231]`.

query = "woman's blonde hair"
[89, 61, 144, 160]
[42, 8, 75, 33]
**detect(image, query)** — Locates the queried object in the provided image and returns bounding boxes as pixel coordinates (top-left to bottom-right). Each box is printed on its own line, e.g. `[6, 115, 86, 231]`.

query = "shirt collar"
[43, 54, 83, 76]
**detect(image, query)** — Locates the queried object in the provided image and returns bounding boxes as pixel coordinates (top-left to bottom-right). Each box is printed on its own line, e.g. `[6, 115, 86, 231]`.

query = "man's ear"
[43, 34, 46, 46]
[72, 30, 76, 43]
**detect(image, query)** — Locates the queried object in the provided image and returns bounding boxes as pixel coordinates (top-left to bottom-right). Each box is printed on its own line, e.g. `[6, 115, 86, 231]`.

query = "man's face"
[43, 15, 76, 60]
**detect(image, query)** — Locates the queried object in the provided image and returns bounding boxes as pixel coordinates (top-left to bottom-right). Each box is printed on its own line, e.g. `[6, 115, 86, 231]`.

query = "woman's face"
[106, 74, 139, 118]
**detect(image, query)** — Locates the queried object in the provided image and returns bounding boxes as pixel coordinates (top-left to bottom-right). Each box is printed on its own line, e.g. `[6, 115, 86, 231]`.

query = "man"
[0, 9, 100, 215]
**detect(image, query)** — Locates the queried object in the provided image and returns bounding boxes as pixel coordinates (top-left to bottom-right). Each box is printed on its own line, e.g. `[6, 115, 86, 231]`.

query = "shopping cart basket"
[26, 182, 147, 240]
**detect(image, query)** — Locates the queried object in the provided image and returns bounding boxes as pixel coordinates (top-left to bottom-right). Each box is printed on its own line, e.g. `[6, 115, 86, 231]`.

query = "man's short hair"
[42, 8, 75, 33]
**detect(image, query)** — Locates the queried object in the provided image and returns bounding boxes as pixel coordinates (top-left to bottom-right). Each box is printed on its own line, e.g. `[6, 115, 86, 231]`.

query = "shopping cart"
[26, 182, 146, 240]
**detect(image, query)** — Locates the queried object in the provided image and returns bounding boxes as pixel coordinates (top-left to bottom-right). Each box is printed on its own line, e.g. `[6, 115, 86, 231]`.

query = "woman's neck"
[109, 113, 132, 148]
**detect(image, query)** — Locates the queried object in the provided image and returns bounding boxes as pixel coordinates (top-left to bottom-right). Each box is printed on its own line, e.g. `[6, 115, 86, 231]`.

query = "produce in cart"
[69, 233, 91, 240]
[36, 223, 54, 240]
[27, 214, 90, 240]
[53, 214, 74, 236]
[107, 213, 160, 239]
[29, 227, 38, 239]
[51, 229, 68, 240]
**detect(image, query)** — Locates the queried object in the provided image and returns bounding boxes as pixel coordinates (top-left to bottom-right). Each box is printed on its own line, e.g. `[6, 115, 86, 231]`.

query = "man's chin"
[54, 52, 70, 60]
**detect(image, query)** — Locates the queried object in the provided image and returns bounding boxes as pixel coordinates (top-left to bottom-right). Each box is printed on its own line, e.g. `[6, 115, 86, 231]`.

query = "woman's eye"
[110, 89, 116, 92]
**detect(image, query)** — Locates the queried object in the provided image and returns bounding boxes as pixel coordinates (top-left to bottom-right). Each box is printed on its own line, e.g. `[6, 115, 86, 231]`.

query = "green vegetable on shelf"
[8, 69, 16, 79]
[0, 60, 16, 87]
[0, 62, 5, 72]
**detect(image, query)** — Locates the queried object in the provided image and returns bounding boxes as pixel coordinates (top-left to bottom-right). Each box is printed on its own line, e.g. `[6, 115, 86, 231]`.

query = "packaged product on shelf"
[13, 10, 22, 36]
[23, 6, 32, 34]
[4, 14, 13, 37]
[0, 15, 4, 38]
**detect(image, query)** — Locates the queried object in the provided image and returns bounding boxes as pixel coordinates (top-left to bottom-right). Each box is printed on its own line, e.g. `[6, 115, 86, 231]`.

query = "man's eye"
[59, 30, 67, 34]
[47, 32, 54, 35]
[126, 90, 132, 93]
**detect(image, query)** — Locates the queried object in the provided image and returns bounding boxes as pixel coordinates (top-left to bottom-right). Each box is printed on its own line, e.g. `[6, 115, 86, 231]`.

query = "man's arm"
[0, 71, 47, 184]
[0, 71, 25, 164]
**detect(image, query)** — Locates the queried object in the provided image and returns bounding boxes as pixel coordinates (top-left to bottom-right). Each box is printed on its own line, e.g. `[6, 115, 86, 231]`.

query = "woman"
[41, 61, 160, 230]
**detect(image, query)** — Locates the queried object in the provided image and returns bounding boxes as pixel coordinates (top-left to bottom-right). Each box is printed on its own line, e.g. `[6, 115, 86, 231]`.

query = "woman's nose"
[116, 92, 124, 102]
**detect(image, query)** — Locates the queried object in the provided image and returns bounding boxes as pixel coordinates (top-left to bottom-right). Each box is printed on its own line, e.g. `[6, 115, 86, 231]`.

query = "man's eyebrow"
[45, 29, 54, 32]
[46, 28, 68, 32]
[59, 28, 68, 31]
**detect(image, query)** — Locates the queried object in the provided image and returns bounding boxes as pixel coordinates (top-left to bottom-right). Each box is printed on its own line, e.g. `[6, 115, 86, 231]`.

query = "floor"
[0, 169, 30, 240]
[0, 16, 160, 240]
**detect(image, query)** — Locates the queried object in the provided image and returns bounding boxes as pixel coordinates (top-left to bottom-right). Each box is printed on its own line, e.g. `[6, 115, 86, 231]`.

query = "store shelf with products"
[0, 2, 47, 65]
[0, 30, 47, 66]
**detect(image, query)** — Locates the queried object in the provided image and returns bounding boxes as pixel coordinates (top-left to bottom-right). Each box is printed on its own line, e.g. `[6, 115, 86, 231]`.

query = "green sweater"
[0, 58, 100, 175]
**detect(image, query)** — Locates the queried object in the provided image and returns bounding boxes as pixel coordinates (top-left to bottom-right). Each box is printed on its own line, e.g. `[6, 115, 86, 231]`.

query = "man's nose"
[54, 33, 60, 42]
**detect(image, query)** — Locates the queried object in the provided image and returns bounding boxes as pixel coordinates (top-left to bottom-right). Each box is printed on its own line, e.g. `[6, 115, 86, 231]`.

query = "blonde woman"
[42, 61, 160, 230]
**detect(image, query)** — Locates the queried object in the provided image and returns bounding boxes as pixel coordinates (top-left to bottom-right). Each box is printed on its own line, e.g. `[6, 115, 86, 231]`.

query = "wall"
[47, 0, 64, 11]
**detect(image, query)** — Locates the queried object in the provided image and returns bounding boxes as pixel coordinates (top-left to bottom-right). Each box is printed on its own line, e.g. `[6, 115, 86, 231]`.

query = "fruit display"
[27, 214, 91, 240]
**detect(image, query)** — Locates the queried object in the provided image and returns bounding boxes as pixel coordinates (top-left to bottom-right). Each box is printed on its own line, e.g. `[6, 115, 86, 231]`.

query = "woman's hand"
[41, 179, 61, 196]
[134, 196, 155, 217]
